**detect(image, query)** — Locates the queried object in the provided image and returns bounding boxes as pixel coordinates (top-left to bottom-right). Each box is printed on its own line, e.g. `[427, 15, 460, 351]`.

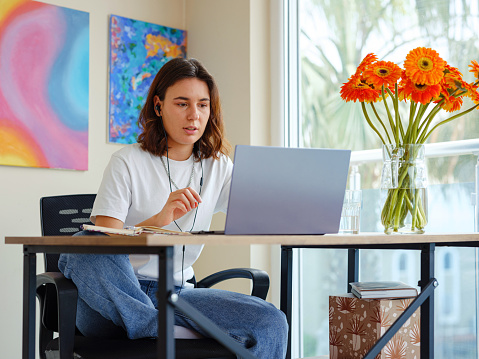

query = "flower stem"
[381, 86, 398, 145]
[387, 86, 405, 142]
[414, 103, 433, 140]
[417, 103, 442, 143]
[404, 102, 417, 144]
[420, 104, 479, 143]
[361, 103, 387, 145]
[370, 103, 392, 144]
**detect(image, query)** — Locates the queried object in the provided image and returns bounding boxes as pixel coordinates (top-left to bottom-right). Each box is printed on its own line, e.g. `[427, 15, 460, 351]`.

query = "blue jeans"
[58, 231, 288, 358]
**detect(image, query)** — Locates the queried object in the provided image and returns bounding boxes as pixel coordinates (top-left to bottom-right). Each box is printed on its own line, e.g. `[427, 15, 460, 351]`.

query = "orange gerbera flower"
[340, 75, 380, 103]
[442, 65, 463, 88]
[439, 95, 463, 112]
[444, 64, 463, 79]
[397, 82, 409, 102]
[400, 78, 441, 105]
[464, 82, 479, 102]
[356, 53, 378, 74]
[443, 77, 468, 96]
[469, 60, 479, 79]
[404, 47, 446, 85]
[469, 88, 479, 104]
[363, 61, 402, 88]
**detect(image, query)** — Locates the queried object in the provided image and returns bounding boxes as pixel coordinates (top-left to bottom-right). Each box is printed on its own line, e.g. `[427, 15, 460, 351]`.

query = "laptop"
[221, 145, 351, 235]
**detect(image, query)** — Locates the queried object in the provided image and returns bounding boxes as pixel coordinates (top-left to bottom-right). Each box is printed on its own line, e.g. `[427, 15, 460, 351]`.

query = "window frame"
[278, 0, 479, 357]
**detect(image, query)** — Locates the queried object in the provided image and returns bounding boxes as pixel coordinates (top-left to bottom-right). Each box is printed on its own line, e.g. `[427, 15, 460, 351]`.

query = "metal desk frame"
[21, 242, 255, 359]
[280, 241, 477, 359]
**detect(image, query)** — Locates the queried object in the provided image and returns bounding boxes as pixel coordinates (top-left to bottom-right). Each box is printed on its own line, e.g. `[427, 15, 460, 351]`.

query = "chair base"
[45, 336, 236, 359]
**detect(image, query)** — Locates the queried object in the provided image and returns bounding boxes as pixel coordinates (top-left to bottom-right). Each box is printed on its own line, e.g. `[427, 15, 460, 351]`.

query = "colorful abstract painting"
[109, 15, 187, 144]
[0, 0, 89, 170]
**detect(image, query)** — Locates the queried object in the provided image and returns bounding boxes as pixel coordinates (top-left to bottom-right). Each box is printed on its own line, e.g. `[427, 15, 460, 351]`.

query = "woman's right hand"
[154, 187, 202, 228]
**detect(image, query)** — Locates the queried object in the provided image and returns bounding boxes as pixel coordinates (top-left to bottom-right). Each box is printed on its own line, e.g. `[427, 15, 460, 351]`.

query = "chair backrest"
[40, 194, 96, 272]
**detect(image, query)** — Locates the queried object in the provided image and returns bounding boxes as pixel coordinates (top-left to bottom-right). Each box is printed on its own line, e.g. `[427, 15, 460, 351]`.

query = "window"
[295, 0, 479, 188]
[282, 0, 479, 357]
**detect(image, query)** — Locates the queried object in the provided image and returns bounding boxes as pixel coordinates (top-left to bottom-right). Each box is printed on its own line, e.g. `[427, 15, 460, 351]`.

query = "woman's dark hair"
[137, 58, 230, 160]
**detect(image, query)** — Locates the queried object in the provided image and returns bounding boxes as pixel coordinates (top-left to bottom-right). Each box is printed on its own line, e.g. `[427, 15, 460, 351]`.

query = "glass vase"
[380, 144, 428, 234]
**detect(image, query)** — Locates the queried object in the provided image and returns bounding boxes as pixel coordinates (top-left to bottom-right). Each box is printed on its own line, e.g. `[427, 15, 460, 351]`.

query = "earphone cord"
[163, 129, 203, 232]
[161, 124, 203, 295]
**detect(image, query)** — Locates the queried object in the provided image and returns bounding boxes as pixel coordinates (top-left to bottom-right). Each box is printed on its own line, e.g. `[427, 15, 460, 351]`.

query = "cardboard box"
[329, 294, 420, 359]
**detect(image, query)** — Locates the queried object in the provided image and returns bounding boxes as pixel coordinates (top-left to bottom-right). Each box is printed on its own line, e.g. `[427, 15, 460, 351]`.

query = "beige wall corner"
[187, 0, 279, 305]
[185, 0, 251, 151]
[249, 0, 271, 147]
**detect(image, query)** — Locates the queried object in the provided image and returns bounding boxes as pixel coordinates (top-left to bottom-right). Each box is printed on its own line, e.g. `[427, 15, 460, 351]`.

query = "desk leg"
[23, 248, 36, 359]
[157, 246, 175, 359]
[280, 246, 293, 359]
[420, 243, 435, 359]
[347, 248, 359, 293]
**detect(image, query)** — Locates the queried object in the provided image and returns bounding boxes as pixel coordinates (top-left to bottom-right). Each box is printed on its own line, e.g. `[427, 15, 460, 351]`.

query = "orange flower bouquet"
[341, 47, 479, 233]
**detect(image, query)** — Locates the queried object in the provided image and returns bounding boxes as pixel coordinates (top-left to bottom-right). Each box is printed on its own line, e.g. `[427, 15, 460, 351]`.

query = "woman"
[58, 58, 288, 358]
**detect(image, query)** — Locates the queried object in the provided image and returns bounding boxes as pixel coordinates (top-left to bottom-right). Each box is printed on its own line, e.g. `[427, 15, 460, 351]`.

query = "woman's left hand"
[151, 187, 202, 228]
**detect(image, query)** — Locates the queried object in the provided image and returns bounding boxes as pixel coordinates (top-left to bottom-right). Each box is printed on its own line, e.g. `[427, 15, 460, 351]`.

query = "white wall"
[0, 0, 275, 357]
[0, 1, 185, 357]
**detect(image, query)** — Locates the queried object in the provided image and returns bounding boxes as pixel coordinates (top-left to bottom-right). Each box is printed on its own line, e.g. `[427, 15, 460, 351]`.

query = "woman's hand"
[154, 187, 202, 228]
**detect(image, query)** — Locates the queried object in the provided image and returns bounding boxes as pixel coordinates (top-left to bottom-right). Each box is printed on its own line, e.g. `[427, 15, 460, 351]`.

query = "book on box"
[350, 281, 418, 299]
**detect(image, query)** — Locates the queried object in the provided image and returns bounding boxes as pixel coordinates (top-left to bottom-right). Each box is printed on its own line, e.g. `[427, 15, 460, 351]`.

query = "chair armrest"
[37, 271, 78, 292]
[196, 268, 270, 300]
[36, 272, 78, 359]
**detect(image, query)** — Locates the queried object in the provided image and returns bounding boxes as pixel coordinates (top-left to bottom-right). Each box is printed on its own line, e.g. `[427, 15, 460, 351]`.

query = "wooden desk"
[6, 232, 479, 359]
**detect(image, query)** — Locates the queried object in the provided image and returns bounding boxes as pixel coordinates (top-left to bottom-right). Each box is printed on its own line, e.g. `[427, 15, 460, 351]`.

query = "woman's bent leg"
[58, 232, 158, 339]
[174, 288, 288, 359]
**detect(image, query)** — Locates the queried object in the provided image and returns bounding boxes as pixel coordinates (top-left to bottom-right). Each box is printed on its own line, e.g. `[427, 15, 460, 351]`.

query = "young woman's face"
[156, 78, 210, 156]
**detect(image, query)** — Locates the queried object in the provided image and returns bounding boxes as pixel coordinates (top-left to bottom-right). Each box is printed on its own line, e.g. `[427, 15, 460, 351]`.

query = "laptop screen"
[224, 145, 351, 235]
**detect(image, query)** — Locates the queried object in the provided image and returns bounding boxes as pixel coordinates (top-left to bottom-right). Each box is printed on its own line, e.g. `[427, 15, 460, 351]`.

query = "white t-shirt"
[91, 143, 233, 286]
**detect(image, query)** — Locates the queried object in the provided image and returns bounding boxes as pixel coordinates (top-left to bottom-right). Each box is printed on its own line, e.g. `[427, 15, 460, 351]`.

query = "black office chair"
[37, 194, 270, 359]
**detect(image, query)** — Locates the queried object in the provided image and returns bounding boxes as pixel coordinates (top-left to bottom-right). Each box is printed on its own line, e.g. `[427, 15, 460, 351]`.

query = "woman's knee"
[58, 253, 131, 280]
[60, 231, 114, 274]
[259, 301, 288, 335]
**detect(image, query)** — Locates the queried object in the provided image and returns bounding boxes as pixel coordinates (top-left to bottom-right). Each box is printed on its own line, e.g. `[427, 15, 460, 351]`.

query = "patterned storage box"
[329, 294, 420, 358]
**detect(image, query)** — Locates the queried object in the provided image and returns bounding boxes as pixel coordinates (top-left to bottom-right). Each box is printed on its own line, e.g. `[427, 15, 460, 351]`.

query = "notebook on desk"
[209, 145, 351, 235]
